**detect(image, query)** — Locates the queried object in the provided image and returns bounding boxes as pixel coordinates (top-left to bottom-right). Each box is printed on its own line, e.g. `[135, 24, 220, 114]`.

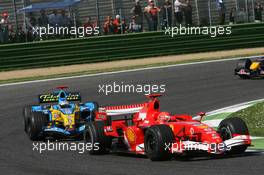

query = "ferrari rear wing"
[102, 103, 146, 116]
[100, 94, 162, 116]
[38, 92, 81, 103]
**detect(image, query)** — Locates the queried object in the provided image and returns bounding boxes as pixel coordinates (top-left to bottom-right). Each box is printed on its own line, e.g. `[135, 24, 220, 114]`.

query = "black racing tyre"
[218, 117, 249, 154]
[238, 74, 250, 79]
[80, 110, 96, 122]
[236, 59, 252, 70]
[23, 106, 32, 132]
[90, 111, 97, 121]
[79, 110, 90, 121]
[144, 125, 175, 161]
[84, 121, 112, 155]
[27, 112, 47, 141]
[235, 59, 252, 79]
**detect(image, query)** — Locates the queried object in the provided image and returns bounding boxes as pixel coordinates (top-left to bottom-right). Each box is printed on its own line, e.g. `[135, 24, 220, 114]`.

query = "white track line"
[193, 98, 264, 122]
[246, 149, 264, 153]
[206, 98, 264, 116]
[194, 98, 264, 122]
[0, 55, 263, 88]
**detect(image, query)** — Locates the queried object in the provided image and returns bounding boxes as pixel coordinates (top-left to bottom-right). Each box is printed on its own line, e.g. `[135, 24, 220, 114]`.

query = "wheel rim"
[147, 134, 157, 151]
[220, 126, 232, 140]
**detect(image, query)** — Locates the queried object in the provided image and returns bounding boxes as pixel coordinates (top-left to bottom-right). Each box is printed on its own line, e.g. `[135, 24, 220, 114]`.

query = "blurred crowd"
[99, 0, 263, 35]
[217, 0, 263, 25]
[229, 1, 263, 24]
[0, 9, 79, 43]
[103, 0, 193, 34]
[0, 0, 263, 44]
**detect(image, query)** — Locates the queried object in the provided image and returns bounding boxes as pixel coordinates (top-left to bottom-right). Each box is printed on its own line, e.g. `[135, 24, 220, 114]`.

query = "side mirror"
[198, 112, 206, 121]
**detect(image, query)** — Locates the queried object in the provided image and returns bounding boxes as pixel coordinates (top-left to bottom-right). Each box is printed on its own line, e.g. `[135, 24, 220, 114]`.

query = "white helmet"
[59, 100, 69, 107]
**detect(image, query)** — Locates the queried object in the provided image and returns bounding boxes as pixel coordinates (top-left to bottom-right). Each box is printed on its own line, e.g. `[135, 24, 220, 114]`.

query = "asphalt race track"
[0, 59, 264, 175]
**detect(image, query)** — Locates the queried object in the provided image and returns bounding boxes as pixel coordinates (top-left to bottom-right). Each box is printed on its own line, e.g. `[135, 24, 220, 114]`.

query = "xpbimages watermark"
[32, 24, 100, 38]
[164, 141, 231, 154]
[98, 82, 166, 95]
[165, 25, 232, 38]
[32, 140, 99, 154]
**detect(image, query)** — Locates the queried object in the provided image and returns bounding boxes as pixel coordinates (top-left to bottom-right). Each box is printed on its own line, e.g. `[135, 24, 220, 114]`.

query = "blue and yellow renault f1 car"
[23, 86, 98, 141]
[235, 56, 264, 79]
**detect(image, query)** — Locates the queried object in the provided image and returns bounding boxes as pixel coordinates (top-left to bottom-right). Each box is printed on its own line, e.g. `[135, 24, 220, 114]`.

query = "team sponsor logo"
[125, 128, 136, 144]
[39, 93, 80, 102]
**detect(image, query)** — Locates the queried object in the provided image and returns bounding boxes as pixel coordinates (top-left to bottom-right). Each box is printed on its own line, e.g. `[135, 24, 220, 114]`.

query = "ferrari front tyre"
[144, 125, 175, 161]
[27, 112, 47, 141]
[218, 117, 249, 154]
[84, 121, 112, 155]
[23, 106, 32, 132]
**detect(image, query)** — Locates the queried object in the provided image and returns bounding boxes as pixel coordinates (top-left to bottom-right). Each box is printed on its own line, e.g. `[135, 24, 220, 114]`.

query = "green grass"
[203, 112, 232, 121]
[228, 102, 264, 136]
[251, 139, 264, 149]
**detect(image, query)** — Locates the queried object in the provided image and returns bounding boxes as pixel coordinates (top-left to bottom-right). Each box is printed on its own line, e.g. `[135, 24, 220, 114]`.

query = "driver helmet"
[158, 112, 170, 121]
[59, 99, 69, 107]
[58, 91, 69, 107]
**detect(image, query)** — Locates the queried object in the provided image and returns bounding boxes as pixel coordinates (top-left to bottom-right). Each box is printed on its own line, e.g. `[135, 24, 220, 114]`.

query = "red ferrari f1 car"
[84, 94, 251, 161]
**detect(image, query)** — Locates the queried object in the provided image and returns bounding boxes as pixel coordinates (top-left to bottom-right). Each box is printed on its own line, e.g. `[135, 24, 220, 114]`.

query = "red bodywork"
[95, 94, 251, 155]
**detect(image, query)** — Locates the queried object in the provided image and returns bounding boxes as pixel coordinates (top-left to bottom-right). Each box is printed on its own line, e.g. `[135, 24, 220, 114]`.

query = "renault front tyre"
[27, 112, 47, 141]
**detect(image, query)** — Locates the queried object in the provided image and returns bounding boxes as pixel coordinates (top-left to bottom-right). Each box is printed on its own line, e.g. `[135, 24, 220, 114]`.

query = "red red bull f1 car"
[84, 94, 251, 161]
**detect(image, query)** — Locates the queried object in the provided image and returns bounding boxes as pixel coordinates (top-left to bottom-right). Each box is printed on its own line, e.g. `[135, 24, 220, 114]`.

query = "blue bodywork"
[31, 89, 97, 137]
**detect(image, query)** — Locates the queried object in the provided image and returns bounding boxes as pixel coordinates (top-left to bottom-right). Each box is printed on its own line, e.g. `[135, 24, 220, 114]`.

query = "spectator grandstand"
[0, 0, 263, 44]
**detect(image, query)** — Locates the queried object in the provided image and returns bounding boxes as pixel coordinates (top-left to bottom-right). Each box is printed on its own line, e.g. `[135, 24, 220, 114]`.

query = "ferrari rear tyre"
[218, 117, 249, 154]
[84, 121, 112, 155]
[144, 125, 174, 161]
[27, 112, 47, 141]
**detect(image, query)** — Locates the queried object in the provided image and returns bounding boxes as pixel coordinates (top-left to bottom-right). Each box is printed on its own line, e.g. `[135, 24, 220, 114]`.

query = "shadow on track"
[109, 150, 263, 162]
